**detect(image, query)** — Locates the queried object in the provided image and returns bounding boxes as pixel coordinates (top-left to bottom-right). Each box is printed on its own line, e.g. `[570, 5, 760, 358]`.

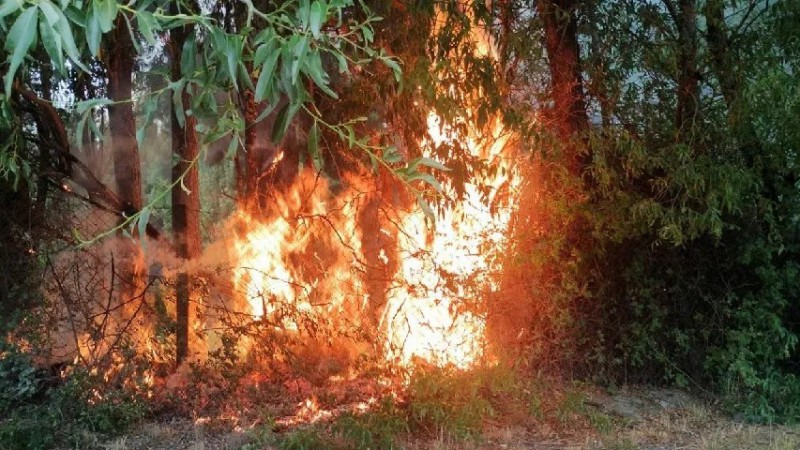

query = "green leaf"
[37, 0, 60, 26]
[303, 49, 337, 98]
[0, 0, 23, 18]
[408, 172, 444, 193]
[383, 146, 402, 164]
[225, 34, 243, 90]
[417, 195, 436, 224]
[361, 24, 373, 43]
[52, 6, 88, 72]
[39, 14, 65, 74]
[180, 32, 196, 76]
[172, 81, 186, 128]
[410, 156, 450, 172]
[254, 100, 279, 123]
[255, 49, 280, 102]
[226, 132, 240, 157]
[253, 42, 270, 68]
[137, 10, 158, 45]
[4, 7, 39, 96]
[238, 62, 255, 91]
[85, 2, 101, 56]
[383, 56, 402, 83]
[298, 0, 310, 28]
[308, 0, 326, 39]
[137, 95, 159, 146]
[95, 0, 117, 33]
[308, 121, 322, 171]
[76, 98, 112, 114]
[137, 207, 150, 243]
[271, 101, 301, 143]
[335, 52, 348, 74]
[290, 35, 309, 86]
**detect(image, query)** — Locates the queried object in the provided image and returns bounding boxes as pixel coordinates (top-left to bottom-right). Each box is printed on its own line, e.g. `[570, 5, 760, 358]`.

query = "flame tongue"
[381, 113, 515, 369]
[229, 18, 519, 371]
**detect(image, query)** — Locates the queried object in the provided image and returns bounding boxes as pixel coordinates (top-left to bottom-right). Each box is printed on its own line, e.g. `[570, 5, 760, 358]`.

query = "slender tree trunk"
[105, 15, 144, 309]
[106, 17, 142, 213]
[672, 0, 700, 140]
[242, 89, 259, 203]
[35, 66, 53, 216]
[536, 0, 589, 171]
[170, 15, 203, 365]
[703, 0, 757, 151]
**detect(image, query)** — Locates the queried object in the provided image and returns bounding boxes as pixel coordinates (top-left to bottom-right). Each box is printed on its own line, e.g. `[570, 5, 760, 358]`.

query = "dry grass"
[98, 380, 800, 450]
[595, 404, 800, 450]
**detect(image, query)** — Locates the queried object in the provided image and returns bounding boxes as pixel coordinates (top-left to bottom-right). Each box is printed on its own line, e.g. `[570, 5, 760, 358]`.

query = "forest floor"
[96, 381, 800, 450]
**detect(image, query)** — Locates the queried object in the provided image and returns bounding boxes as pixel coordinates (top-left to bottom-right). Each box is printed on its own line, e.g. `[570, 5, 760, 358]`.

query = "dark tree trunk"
[703, 0, 758, 151]
[669, 0, 700, 140]
[536, 0, 589, 171]
[241, 89, 259, 202]
[105, 15, 144, 306]
[170, 14, 203, 365]
[106, 16, 142, 212]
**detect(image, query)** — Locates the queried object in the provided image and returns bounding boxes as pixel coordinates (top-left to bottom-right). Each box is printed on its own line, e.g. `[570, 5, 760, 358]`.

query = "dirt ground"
[96, 385, 800, 450]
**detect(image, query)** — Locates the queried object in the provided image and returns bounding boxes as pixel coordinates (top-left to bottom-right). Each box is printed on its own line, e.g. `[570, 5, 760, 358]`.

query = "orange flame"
[229, 14, 519, 371]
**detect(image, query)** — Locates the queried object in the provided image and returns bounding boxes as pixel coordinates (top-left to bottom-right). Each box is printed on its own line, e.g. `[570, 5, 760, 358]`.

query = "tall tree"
[169, 11, 202, 365]
[664, 0, 700, 139]
[536, 0, 589, 170]
[105, 16, 143, 214]
[703, 0, 757, 151]
[104, 14, 145, 311]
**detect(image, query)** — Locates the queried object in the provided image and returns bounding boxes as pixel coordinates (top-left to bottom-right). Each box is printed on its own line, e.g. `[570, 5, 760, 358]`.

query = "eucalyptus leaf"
[309, 0, 326, 38]
[4, 7, 39, 95]
[137, 10, 158, 45]
[53, 6, 88, 72]
[308, 121, 322, 171]
[271, 101, 301, 143]
[255, 50, 280, 102]
[417, 195, 436, 224]
[39, 15, 65, 74]
[410, 156, 451, 172]
[0, 0, 23, 19]
[85, 2, 101, 56]
[180, 32, 196, 77]
[95, 0, 117, 33]
[37, 0, 60, 26]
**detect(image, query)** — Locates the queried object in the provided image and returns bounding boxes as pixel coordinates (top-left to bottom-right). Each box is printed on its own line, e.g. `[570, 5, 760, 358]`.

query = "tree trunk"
[241, 89, 259, 203]
[170, 17, 203, 366]
[536, 0, 589, 171]
[106, 16, 142, 213]
[105, 15, 144, 308]
[672, 0, 700, 140]
[703, 0, 758, 151]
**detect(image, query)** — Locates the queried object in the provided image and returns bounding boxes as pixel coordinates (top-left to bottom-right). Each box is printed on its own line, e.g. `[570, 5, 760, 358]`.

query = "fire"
[229, 13, 519, 371]
[230, 172, 367, 333]
[381, 113, 515, 369]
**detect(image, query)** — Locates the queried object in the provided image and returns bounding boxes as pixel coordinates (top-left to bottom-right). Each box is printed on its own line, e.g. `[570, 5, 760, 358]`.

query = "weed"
[407, 367, 493, 439]
[279, 426, 333, 450]
[556, 386, 587, 423]
[334, 396, 408, 450]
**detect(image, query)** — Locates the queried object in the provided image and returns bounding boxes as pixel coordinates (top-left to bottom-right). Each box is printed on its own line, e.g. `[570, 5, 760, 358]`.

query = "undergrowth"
[0, 347, 147, 450]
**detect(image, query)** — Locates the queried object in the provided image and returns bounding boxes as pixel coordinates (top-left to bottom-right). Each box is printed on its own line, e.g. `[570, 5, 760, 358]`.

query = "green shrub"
[0, 343, 41, 413]
[0, 366, 147, 450]
[334, 396, 408, 450]
[278, 427, 333, 450]
[406, 367, 494, 438]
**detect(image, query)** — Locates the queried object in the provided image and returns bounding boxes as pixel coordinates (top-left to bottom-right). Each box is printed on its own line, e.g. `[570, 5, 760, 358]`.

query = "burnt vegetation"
[1, 0, 800, 448]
